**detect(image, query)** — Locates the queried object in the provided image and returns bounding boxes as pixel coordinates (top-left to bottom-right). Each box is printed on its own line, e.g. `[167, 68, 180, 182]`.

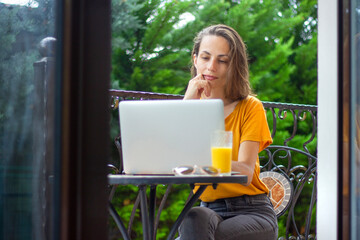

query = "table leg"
[109, 201, 131, 240]
[166, 185, 208, 240]
[149, 185, 157, 240]
[139, 185, 151, 240]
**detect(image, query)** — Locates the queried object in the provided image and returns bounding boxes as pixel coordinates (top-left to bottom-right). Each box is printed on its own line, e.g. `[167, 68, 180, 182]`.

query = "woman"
[178, 24, 278, 240]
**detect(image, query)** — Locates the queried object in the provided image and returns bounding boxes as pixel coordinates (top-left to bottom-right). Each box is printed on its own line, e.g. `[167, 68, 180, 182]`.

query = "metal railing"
[109, 89, 317, 240]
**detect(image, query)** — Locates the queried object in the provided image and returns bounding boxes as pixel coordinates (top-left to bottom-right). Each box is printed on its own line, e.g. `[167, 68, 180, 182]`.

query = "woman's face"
[194, 35, 230, 91]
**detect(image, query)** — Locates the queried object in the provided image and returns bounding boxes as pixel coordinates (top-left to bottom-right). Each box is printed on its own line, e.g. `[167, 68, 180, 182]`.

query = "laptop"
[119, 99, 225, 174]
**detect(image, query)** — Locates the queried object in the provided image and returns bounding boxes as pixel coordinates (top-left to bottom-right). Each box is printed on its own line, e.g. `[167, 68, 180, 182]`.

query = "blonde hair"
[191, 24, 252, 101]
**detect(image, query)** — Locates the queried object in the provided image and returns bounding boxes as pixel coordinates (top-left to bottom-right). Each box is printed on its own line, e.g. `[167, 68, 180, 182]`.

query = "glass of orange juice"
[211, 130, 232, 176]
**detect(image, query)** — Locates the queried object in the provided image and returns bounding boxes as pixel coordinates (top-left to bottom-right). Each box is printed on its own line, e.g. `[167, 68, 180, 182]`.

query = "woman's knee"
[179, 207, 222, 239]
[214, 214, 278, 240]
[181, 207, 218, 226]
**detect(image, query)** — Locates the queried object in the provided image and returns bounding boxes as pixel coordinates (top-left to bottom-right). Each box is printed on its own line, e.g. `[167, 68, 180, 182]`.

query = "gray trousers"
[178, 194, 278, 240]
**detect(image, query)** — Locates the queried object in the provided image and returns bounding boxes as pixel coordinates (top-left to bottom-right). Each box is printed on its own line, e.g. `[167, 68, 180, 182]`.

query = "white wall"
[317, 0, 338, 239]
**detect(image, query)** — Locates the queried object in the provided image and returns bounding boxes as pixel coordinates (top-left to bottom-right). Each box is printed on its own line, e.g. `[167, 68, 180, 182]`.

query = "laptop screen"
[119, 99, 225, 174]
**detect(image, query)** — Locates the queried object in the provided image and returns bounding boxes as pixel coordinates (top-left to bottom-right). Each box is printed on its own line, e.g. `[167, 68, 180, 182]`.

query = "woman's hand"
[183, 74, 211, 100]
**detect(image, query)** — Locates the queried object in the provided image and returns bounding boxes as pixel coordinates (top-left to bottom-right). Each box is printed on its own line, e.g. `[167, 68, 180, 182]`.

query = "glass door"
[0, 0, 111, 239]
[0, 1, 57, 239]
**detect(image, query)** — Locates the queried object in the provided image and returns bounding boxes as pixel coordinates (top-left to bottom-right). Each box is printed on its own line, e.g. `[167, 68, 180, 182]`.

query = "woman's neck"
[224, 100, 239, 119]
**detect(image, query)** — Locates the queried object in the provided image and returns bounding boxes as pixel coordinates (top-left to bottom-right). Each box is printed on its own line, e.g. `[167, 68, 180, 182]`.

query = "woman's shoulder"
[244, 95, 261, 103]
[239, 95, 264, 110]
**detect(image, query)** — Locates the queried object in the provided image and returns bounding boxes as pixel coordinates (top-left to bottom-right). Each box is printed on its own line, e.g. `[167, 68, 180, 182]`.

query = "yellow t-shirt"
[198, 96, 273, 202]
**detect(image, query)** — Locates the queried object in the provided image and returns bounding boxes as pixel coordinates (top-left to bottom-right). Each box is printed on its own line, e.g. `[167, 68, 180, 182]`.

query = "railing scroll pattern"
[261, 102, 317, 240]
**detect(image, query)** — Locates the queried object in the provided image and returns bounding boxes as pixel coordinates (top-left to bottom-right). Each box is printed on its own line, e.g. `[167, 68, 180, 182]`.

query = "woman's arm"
[231, 140, 260, 186]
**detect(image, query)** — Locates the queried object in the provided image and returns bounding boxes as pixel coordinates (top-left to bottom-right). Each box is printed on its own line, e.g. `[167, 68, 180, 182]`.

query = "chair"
[259, 171, 293, 217]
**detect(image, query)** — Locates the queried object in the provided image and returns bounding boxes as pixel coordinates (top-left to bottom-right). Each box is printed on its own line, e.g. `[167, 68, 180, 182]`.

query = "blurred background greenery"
[109, 0, 317, 239]
[110, 0, 317, 104]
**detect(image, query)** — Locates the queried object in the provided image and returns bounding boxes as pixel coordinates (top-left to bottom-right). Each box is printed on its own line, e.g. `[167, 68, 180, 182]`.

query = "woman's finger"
[184, 74, 211, 99]
[204, 81, 211, 97]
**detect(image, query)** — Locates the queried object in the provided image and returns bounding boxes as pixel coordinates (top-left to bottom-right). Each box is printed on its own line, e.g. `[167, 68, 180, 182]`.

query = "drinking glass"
[211, 130, 233, 176]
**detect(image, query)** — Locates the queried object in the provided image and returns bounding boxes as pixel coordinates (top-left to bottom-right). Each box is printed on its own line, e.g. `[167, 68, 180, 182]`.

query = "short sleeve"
[240, 98, 272, 152]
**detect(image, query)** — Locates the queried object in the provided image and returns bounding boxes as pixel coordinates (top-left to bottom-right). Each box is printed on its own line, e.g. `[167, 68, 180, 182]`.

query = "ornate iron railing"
[109, 89, 317, 240]
[260, 101, 317, 240]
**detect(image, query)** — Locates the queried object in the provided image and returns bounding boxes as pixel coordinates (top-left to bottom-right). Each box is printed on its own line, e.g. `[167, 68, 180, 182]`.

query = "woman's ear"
[193, 54, 198, 69]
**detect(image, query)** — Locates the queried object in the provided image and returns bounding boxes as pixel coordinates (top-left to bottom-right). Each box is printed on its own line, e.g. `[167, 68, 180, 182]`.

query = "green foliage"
[111, 0, 317, 103]
[111, 0, 196, 94]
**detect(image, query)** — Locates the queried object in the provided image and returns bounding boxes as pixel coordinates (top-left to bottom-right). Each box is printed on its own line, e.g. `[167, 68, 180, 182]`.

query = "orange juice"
[211, 147, 232, 175]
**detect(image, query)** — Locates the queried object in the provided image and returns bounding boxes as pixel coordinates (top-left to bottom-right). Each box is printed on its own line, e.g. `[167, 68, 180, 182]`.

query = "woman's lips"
[203, 75, 217, 81]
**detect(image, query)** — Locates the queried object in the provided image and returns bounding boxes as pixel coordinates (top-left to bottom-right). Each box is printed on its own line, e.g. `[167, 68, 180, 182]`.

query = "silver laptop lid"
[119, 99, 225, 174]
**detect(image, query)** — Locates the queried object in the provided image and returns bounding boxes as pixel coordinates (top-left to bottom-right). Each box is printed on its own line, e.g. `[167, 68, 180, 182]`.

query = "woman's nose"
[207, 59, 216, 71]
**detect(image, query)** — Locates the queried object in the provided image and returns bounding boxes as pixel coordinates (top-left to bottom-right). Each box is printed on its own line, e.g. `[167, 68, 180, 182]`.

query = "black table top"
[108, 174, 248, 185]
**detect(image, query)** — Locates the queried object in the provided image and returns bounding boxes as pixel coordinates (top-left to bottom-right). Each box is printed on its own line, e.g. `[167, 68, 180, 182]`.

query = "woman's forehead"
[198, 35, 230, 56]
